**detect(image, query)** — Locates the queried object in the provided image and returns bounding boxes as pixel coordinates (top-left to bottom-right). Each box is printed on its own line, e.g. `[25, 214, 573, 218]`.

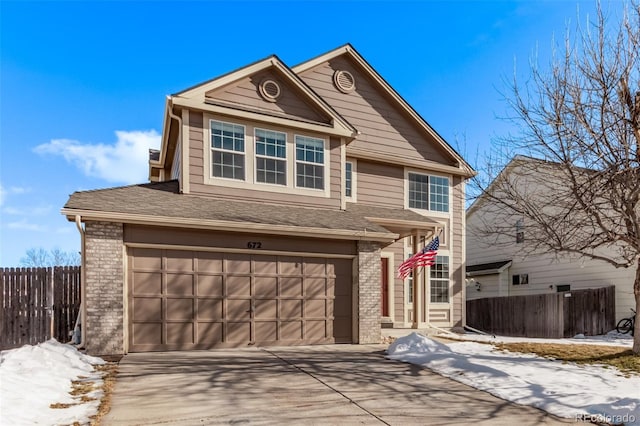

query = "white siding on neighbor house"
[466, 274, 500, 300]
[467, 206, 637, 322]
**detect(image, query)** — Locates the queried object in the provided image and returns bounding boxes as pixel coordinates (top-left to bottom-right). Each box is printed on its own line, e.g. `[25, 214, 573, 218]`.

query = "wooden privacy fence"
[466, 286, 615, 338]
[1, 266, 81, 350]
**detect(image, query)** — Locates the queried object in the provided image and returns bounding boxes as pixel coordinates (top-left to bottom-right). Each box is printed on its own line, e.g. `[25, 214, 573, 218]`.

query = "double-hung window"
[295, 135, 324, 189]
[430, 255, 450, 303]
[408, 172, 449, 212]
[345, 161, 353, 198]
[255, 129, 286, 185]
[211, 120, 245, 180]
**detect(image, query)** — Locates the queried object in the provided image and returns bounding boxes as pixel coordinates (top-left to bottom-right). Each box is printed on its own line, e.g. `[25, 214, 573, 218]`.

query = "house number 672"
[247, 242, 262, 249]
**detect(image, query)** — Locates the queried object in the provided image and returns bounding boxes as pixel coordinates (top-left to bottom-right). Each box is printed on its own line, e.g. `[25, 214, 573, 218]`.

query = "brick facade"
[357, 241, 382, 344]
[84, 221, 124, 355]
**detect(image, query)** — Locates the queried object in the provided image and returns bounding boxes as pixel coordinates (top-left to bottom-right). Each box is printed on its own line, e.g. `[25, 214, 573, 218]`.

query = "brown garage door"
[128, 248, 352, 352]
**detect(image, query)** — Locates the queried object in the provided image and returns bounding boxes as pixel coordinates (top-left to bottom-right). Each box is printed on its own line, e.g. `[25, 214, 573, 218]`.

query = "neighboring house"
[62, 44, 474, 355]
[466, 156, 636, 322]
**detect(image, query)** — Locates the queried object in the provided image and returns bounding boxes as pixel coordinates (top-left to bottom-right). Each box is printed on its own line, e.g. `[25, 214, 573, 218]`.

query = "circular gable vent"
[333, 70, 355, 93]
[259, 79, 281, 102]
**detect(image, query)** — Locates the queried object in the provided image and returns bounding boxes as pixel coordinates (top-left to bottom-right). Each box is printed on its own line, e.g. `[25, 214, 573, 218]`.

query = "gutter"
[74, 215, 86, 348]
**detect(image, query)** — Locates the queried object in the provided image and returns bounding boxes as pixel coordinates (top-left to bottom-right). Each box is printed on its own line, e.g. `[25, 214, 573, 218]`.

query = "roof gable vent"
[333, 70, 355, 93]
[259, 79, 281, 102]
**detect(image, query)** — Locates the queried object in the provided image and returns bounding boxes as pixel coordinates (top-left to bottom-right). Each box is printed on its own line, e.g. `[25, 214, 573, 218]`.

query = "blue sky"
[0, 0, 612, 266]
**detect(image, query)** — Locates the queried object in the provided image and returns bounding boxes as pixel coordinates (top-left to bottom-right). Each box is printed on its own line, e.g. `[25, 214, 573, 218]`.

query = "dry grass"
[89, 362, 118, 426]
[495, 342, 640, 376]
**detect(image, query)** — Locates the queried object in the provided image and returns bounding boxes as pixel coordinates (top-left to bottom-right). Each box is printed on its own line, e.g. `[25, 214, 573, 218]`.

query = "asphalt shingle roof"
[63, 181, 433, 236]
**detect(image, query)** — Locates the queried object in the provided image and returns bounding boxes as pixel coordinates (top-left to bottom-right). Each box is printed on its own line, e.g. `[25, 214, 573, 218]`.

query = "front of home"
[62, 45, 474, 355]
[466, 156, 636, 323]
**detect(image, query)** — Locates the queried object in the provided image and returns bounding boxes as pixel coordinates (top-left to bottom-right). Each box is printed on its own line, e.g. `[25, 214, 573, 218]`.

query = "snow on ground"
[388, 332, 639, 425]
[450, 329, 634, 347]
[0, 339, 105, 426]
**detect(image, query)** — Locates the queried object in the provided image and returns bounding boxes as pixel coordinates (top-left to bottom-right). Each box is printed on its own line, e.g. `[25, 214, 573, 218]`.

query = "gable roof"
[293, 44, 475, 178]
[170, 54, 357, 138]
[466, 260, 512, 276]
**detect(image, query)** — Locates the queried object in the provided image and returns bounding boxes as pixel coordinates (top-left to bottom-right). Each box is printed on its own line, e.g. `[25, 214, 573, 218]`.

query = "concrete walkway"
[102, 344, 571, 425]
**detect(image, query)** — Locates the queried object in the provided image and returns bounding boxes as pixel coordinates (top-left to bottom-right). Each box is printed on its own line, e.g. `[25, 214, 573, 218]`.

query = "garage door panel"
[198, 299, 223, 320]
[279, 257, 302, 274]
[255, 321, 277, 341]
[280, 277, 302, 296]
[281, 321, 303, 340]
[198, 322, 223, 344]
[227, 299, 251, 319]
[198, 275, 223, 296]
[133, 298, 162, 321]
[306, 320, 327, 339]
[131, 248, 162, 269]
[254, 299, 277, 319]
[306, 299, 326, 318]
[129, 248, 353, 352]
[254, 256, 277, 274]
[227, 276, 251, 295]
[226, 255, 251, 273]
[132, 272, 162, 295]
[166, 251, 194, 272]
[255, 277, 277, 296]
[167, 298, 194, 320]
[304, 278, 326, 297]
[166, 273, 194, 295]
[227, 322, 251, 342]
[280, 299, 302, 319]
[132, 322, 162, 345]
[197, 252, 223, 273]
[167, 322, 194, 344]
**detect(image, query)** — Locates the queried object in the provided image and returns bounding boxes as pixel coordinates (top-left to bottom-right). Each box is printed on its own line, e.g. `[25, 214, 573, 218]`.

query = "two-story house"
[62, 44, 474, 355]
[466, 156, 636, 323]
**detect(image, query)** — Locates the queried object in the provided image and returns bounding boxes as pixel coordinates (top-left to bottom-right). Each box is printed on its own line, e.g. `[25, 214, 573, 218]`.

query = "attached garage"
[128, 247, 353, 352]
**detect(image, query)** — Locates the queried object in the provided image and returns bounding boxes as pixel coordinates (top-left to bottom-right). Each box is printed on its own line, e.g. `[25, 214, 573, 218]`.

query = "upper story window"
[512, 273, 529, 285]
[295, 135, 324, 190]
[211, 120, 245, 180]
[345, 161, 353, 198]
[255, 129, 286, 185]
[408, 172, 449, 212]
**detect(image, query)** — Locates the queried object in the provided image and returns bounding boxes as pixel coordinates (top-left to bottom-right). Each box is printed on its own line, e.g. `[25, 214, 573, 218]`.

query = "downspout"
[166, 96, 183, 189]
[75, 215, 86, 348]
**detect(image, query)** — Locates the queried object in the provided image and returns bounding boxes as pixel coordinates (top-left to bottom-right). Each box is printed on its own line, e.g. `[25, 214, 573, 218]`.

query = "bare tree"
[472, 2, 640, 353]
[20, 247, 80, 267]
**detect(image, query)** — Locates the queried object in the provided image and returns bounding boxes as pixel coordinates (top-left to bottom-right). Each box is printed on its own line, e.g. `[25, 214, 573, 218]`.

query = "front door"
[381, 257, 389, 316]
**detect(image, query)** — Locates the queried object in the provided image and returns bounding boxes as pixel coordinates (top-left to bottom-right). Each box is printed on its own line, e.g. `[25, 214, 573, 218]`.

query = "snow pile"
[0, 339, 105, 425]
[388, 332, 640, 425]
[449, 329, 634, 347]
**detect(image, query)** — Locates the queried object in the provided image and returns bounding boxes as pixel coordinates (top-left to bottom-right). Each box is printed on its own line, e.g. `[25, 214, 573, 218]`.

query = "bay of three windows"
[211, 120, 324, 190]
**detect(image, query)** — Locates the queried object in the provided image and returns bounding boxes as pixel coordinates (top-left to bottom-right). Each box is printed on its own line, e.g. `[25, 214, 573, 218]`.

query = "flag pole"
[412, 230, 420, 329]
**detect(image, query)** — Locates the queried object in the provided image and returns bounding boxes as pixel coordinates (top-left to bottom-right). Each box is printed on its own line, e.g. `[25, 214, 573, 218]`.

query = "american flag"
[397, 236, 439, 279]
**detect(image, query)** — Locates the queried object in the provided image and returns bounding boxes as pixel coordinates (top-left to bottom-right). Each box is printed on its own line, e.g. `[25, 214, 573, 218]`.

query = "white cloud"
[34, 130, 161, 185]
[3, 205, 53, 216]
[7, 219, 45, 232]
[0, 183, 30, 207]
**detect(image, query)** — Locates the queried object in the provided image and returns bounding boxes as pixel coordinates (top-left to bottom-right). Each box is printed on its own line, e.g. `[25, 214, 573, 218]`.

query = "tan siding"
[330, 137, 341, 201]
[189, 112, 204, 185]
[205, 69, 329, 124]
[299, 57, 453, 165]
[355, 160, 404, 207]
[451, 176, 465, 328]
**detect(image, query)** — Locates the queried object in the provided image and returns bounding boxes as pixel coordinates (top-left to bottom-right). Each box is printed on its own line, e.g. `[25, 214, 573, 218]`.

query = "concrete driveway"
[102, 344, 570, 425]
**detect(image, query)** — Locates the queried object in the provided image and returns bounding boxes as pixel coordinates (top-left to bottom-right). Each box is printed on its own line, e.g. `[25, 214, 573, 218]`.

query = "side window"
[345, 161, 353, 198]
[295, 135, 325, 189]
[211, 120, 245, 180]
[408, 172, 449, 212]
[516, 219, 525, 243]
[430, 255, 450, 303]
[512, 273, 529, 285]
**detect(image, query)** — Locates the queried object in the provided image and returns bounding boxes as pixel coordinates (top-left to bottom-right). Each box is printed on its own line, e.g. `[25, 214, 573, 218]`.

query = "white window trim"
[202, 114, 330, 197]
[254, 127, 287, 187]
[345, 158, 357, 202]
[293, 133, 330, 194]
[209, 119, 247, 182]
[428, 252, 451, 305]
[404, 168, 452, 218]
[381, 251, 394, 320]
